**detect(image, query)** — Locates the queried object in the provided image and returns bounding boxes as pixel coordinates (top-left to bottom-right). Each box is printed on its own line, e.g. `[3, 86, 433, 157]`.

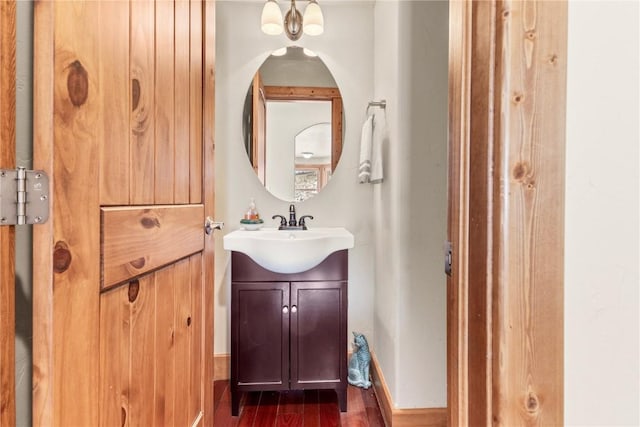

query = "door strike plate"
[444, 240, 452, 276]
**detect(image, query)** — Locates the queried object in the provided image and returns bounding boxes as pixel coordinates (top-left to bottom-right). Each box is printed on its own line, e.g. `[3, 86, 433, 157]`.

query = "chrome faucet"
[272, 204, 314, 230]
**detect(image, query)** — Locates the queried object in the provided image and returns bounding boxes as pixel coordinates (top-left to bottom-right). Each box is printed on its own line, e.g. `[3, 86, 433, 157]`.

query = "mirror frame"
[247, 77, 344, 196]
[262, 85, 343, 171]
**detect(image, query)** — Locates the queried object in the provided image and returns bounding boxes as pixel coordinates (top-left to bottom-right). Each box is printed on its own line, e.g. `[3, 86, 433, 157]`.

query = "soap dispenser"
[240, 198, 264, 230]
[244, 198, 259, 220]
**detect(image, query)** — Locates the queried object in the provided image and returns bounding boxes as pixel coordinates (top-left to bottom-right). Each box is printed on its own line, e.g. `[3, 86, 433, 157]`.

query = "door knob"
[282, 306, 289, 314]
[291, 305, 297, 313]
[205, 217, 224, 235]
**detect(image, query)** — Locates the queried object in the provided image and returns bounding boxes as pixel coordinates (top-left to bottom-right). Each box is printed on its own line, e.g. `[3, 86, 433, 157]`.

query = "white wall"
[373, 0, 449, 408]
[215, 0, 375, 356]
[565, 1, 640, 425]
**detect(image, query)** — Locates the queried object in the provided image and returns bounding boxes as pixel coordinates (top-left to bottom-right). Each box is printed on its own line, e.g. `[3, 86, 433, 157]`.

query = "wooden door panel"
[154, 0, 176, 205]
[98, 0, 130, 206]
[99, 256, 205, 427]
[155, 265, 177, 426]
[290, 282, 347, 387]
[174, 258, 191, 425]
[189, 254, 204, 422]
[189, 0, 203, 204]
[174, 0, 191, 204]
[34, 1, 215, 425]
[129, 273, 156, 426]
[130, 0, 155, 205]
[99, 282, 130, 427]
[232, 282, 290, 389]
[101, 205, 204, 289]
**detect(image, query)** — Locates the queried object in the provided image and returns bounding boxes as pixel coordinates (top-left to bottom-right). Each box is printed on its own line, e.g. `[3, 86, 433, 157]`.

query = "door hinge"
[0, 167, 49, 225]
[444, 240, 452, 276]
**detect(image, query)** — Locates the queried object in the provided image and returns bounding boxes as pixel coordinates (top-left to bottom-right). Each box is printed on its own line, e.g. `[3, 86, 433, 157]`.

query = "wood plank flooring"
[213, 381, 386, 427]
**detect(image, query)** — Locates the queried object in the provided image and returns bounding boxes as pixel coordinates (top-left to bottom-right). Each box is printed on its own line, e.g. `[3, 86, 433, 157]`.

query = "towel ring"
[366, 100, 386, 115]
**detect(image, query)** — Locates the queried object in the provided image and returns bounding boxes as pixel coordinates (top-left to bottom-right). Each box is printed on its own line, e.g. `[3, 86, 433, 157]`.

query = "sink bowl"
[223, 227, 354, 274]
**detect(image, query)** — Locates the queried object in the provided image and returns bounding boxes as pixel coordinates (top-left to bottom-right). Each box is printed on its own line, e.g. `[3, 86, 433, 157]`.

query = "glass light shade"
[303, 1, 324, 36]
[303, 48, 318, 57]
[261, 0, 283, 35]
[271, 47, 288, 56]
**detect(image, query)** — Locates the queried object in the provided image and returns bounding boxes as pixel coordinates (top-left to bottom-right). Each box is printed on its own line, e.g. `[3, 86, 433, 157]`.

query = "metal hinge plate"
[0, 167, 49, 225]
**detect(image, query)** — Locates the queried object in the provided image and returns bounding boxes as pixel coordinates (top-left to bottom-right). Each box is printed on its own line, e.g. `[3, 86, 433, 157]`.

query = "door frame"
[0, 1, 16, 425]
[447, 0, 567, 425]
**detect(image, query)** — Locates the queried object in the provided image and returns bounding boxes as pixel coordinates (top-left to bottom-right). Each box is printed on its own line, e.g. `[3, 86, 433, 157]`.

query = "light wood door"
[32, 1, 216, 426]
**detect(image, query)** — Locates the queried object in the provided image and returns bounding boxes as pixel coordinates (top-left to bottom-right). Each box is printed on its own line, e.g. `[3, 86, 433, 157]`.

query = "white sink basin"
[223, 227, 354, 274]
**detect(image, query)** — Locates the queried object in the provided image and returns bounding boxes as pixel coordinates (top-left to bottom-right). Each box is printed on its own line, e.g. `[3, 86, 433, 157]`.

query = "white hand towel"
[358, 115, 374, 183]
[370, 111, 386, 184]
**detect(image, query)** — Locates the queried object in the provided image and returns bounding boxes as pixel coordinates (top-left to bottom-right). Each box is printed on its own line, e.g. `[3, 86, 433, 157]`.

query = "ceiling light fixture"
[261, 0, 324, 41]
[301, 151, 314, 159]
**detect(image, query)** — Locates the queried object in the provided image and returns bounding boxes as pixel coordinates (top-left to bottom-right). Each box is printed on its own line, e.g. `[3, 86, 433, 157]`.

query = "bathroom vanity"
[229, 250, 348, 416]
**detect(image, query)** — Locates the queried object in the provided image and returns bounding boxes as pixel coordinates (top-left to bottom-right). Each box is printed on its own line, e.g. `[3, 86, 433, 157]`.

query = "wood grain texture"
[129, 273, 156, 426]
[189, 0, 203, 204]
[263, 86, 340, 100]
[214, 353, 231, 381]
[98, 282, 130, 427]
[32, 1, 55, 423]
[467, 1, 498, 425]
[203, 1, 217, 425]
[339, 382, 367, 426]
[492, 1, 567, 425]
[0, 1, 16, 425]
[155, 0, 176, 205]
[34, 1, 215, 425]
[174, 258, 192, 425]
[331, 97, 343, 172]
[98, 0, 130, 206]
[190, 255, 204, 423]
[251, 72, 266, 184]
[99, 261, 207, 427]
[446, 1, 472, 425]
[101, 205, 204, 289]
[174, 0, 191, 204]
[155, 266, 176, 426]
[369, 352, 393, 427]
[130, 0, 155, 204]
[50, 2, 102, 425]
[212, 380, 384, 427]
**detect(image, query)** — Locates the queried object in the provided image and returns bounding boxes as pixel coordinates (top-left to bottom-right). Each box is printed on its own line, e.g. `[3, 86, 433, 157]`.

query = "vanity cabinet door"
[231, 282, 290, 390]
[289, 281, 348, 390]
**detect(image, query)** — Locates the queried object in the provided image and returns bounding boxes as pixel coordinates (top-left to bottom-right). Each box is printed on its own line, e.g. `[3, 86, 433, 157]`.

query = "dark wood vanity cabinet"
[230, 250, 348, 416]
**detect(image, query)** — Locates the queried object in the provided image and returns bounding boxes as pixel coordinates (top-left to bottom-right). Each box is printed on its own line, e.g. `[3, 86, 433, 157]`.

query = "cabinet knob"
[282, 306, 289, 314]
[291, 305, 297, 313]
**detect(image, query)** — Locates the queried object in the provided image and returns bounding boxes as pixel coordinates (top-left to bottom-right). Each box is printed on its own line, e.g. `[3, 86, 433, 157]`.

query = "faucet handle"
[272, 215, 287, 229]
[299, 215, 314, 230]
[288, 204, 297, 226]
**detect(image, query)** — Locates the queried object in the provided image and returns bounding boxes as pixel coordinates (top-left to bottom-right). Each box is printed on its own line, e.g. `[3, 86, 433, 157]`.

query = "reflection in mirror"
[295, 122, 332, 201]
[243, 47, 344, 202]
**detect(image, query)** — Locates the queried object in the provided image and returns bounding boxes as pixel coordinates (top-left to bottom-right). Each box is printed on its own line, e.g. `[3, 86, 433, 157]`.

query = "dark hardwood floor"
[213, 381, 386, 427]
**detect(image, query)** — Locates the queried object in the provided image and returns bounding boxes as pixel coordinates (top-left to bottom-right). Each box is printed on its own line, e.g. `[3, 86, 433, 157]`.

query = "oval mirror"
[242, 47, 344, 202]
